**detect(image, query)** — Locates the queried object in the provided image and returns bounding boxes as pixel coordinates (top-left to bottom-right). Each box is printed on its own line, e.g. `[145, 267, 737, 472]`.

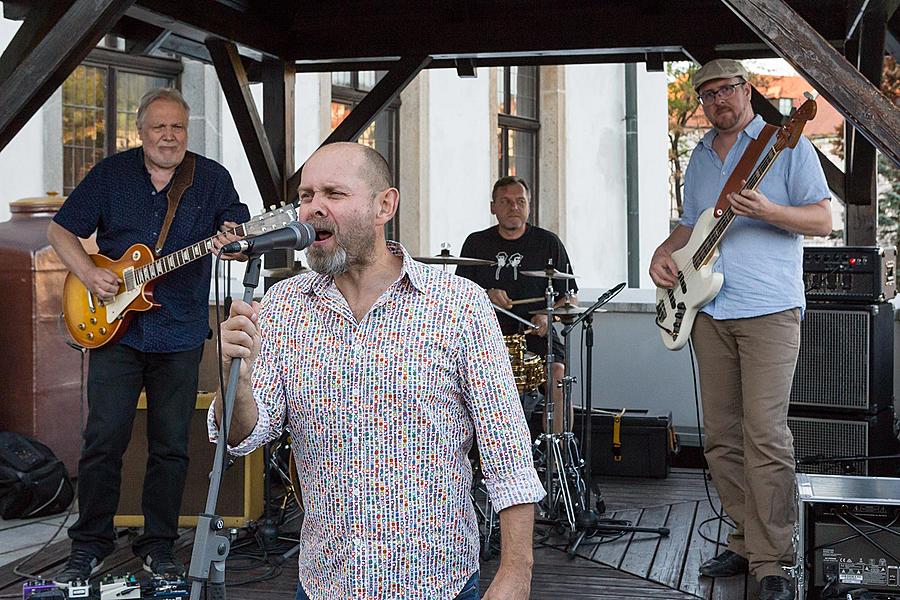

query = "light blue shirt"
[680, 114, 830, 320]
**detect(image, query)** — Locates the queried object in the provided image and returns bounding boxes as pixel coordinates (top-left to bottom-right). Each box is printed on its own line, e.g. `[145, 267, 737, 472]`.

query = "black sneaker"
[142, 544, 185, 577]
[52, 547, 103, 587]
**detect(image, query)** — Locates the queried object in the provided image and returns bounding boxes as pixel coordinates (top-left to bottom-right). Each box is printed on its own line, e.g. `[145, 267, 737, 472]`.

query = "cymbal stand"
[535, 262, 579, 530]
[558, 283, 670, 555]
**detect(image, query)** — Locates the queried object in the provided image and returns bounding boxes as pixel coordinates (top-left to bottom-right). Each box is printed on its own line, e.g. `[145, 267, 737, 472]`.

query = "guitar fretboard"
[690, 145, 781, 270]
[123, 223, 248, 290]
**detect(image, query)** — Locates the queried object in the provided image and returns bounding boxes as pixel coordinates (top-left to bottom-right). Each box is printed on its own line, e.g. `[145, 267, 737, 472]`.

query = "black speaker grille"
[790, 308, 870, 410]
[788, 415, 869, 476]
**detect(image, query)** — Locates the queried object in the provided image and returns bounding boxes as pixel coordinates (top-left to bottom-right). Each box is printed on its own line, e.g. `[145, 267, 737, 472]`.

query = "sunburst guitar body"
[62, 204, 298, 349]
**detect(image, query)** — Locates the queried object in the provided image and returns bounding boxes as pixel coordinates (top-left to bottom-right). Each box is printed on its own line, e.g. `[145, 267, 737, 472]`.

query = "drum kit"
[417, 249, 667, 554]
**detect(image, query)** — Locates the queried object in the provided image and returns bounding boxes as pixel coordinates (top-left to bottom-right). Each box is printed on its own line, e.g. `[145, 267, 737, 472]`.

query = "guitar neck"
[131, 223, 247, 287]
[692, 145, 782, 269]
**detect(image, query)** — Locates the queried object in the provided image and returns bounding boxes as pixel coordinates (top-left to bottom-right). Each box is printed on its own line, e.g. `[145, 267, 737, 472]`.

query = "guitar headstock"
[774, 96, 817, 151]
[243, 204, 300, 236]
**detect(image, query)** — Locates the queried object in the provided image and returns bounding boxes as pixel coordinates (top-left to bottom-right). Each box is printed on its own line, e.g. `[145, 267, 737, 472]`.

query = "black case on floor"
[530, 408, 675, 479]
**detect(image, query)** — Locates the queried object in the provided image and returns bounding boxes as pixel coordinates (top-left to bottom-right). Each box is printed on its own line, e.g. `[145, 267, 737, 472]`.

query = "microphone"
[220, 222, 316, 255]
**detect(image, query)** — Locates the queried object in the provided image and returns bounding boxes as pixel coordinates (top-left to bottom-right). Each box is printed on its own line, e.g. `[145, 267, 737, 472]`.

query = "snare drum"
[503, 334, 546, 392]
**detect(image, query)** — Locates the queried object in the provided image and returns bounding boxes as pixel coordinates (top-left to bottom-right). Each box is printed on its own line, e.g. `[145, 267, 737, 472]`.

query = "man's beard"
[305, 211, 377, 276]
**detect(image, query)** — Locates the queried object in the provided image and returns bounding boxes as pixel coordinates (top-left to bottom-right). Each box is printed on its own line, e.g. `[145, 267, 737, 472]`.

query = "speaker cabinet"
[788, 408, 898, 477]
[789, 302, 893, 414]
[114, 392, 263, 528]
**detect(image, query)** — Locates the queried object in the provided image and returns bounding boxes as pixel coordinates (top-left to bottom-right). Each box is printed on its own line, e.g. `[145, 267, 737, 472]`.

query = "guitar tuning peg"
[803, 91, 818, 101]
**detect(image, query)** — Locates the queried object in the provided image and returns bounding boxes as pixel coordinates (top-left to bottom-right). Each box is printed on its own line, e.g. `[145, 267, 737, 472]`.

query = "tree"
[667, 63, 700, 220]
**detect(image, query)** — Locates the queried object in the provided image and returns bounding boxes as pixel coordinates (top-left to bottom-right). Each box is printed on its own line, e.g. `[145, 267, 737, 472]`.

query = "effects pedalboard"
[22, 575, 189, 599]
[803, 246, 896, 303]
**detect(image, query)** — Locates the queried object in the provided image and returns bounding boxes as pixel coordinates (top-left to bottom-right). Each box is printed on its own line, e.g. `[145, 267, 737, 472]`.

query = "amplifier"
[798, 474, 900, 599]
[788, 407, 898, 477]
[789, 302, 894, 414]
[803, 246, 896, 303]
[114, 392, 263, 528]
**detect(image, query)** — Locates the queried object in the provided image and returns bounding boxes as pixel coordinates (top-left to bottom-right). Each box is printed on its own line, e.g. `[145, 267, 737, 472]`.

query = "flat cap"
[692, 59, 749, 91]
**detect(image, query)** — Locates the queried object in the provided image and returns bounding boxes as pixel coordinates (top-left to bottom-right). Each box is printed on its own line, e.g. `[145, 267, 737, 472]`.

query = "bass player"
[648, 59, 830, 600]
[47, 88, 250, 587]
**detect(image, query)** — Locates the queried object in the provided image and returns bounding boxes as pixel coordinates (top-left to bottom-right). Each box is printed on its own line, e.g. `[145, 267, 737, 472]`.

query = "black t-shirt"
[456, 225, 577, 335]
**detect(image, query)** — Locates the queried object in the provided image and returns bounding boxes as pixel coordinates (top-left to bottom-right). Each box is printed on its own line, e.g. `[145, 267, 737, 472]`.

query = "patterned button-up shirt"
[209, 242, 545, 599]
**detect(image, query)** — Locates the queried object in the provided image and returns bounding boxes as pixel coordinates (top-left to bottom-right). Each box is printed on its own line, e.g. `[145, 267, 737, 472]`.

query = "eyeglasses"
[697, 82, 744, 105]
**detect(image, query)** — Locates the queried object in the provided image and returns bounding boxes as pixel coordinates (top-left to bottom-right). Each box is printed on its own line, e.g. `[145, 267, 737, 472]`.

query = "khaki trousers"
[692, 309, 800, 579]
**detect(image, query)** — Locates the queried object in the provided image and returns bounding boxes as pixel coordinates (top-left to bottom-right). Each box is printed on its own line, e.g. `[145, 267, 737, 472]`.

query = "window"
[62, 48, 180, 193]
[331, 71, 400, 240]
[497, 66, 539, 221]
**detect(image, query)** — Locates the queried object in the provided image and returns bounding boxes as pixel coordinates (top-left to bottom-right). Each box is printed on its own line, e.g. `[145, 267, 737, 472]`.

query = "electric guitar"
[655, 96, 818, 350]
[62, 204, 298, 349]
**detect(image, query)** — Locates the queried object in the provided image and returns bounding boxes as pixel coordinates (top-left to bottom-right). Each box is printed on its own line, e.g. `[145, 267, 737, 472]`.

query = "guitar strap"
[155, 151, 197, 256]
[712, 123, 778, 218]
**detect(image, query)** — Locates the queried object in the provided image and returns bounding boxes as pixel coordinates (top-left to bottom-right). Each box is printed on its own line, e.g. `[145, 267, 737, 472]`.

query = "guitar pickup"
[679, 274, 687, 294]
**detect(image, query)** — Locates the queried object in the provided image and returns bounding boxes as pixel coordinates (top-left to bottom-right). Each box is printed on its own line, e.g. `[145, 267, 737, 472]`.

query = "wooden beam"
[0, 0, 135, 152]
[280, 0, 846, 61]
[261, 59, 295, 209]
[117, 16, 170, 55]
[285, 55, 431, 201]
[0, 0, 72, 86]
[206, 38, 282, 208]
[133, 0, 288, 59]
[750, 87, 846, 203]
[721, 0, 900, 168]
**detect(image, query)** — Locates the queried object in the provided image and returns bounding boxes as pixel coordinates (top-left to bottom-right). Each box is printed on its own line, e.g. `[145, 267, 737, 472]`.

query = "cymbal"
[415, 251, 495, 266]
[519, 267, 577, 280]
[529, 305, 592, 317]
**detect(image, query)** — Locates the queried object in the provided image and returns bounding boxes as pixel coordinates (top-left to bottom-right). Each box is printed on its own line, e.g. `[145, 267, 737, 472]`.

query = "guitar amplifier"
[789, 302, 893, 414]
[803, 246, 896, 303]
[788, 407, 898, 477]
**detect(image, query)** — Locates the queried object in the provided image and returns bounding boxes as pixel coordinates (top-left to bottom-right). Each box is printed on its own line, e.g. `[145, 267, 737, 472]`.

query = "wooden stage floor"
[0, 469, 764, 599]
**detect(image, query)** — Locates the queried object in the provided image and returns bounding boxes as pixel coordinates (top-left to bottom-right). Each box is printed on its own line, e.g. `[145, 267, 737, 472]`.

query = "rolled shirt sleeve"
[458, 286, 546, 512]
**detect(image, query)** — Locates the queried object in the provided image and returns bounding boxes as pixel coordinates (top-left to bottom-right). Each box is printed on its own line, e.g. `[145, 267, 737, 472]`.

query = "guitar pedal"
[65, 581, 90, 598]
[22, 580, 59, 599]
[99, 574, 140, 599]
[148, 575, 189, 598]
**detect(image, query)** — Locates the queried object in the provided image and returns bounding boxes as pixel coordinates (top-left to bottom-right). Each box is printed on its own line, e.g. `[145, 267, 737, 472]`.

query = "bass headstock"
[774, 93, 817, 151]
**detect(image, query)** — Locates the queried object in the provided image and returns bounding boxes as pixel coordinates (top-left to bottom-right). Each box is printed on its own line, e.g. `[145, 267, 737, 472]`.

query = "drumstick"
[492, 303, 538, 330]
[509, 296, 545, 306]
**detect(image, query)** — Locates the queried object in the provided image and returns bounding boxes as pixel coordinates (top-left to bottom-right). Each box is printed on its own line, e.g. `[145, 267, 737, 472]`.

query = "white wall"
[0, 18, 47, 223]
[637, 65, 671, 289]
[425, 68, 492, 257]
[561, 63, 669, 293]
[564, 64, 628, 291]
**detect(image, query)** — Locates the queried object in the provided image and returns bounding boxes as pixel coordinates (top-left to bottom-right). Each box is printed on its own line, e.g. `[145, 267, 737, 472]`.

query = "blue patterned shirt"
[209, 242, 544, 599]
[54, 147, 250, 352]
[681, 114, 830, 319]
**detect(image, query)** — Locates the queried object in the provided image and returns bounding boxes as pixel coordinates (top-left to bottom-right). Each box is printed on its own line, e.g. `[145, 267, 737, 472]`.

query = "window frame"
[331, 71, 401, 241]
[62, 47, 182, 193]
[497, 66, 540, 223]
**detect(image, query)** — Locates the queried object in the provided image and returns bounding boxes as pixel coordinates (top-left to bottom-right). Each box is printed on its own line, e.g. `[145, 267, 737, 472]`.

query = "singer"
[210, 142, 544, 600]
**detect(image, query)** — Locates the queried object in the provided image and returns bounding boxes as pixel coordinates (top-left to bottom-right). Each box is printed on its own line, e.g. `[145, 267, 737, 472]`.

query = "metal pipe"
[625, 63, 640, 287]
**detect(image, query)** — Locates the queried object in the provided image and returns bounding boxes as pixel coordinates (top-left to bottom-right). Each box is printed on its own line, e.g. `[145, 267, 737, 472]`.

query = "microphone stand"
[560, 283, 669, 555]
[188, 254, 263, 600]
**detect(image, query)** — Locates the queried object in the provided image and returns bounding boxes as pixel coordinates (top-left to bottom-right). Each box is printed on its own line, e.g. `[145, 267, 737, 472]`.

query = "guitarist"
[648, 60, 831, 600]
[47, 88, 250, 587]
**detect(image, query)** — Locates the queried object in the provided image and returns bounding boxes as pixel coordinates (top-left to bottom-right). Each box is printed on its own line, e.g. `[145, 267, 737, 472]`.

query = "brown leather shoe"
[698, 550, 749, 577]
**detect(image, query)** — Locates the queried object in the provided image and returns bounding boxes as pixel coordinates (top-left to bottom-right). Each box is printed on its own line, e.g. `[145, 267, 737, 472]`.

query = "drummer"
[456, 176, 577, 433]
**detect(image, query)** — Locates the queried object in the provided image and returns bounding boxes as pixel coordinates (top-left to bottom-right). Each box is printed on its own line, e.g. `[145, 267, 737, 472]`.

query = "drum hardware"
[560, 282, 669, 557]
[415, 244, 496, 267]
